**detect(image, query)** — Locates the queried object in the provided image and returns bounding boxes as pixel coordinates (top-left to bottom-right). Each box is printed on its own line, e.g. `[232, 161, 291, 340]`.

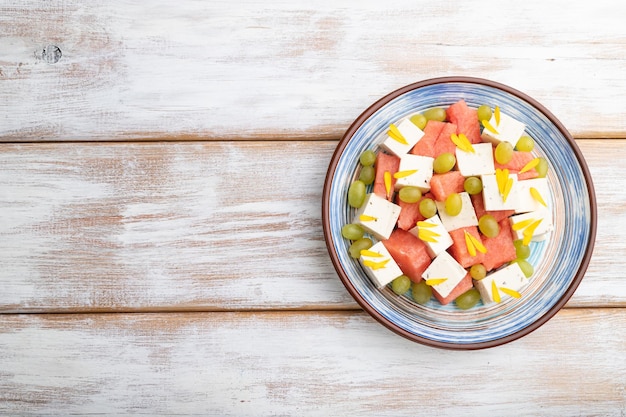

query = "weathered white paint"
[0, 140, 623, 311]
[0, 311, 624, 416]
[0, 0, 625, 141]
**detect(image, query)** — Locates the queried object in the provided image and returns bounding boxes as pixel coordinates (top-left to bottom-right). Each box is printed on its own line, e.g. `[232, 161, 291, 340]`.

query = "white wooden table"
[1, 1, 625, 415]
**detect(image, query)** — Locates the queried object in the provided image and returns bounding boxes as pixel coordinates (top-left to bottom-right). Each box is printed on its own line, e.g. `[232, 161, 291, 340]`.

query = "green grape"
[348, 238, 373, 259]
[410, 113, 427, 130]
[464, 176, 483, 195]
[412, 281, 432, 305]
[445, 193, 462, 216]
[513, 259, 534, 278]
[348, 180, 366, 208]
[399, 187, 422, 203]
[433, 153, 456, 174]
[391, 275, 411, 295]
[455, 288, 481, 310]
[494, 141, 514, 165]
[536, 157, 548, 178]
[470, 263, 487, 280]
[359, 165, 375, 185]
[478, 214, 500, 238]
[477, 104, 492, 121]
[341, 224, 365, 241]
[359, 150, 377, 167]
[423, 107, 447, 122]
[419, 198, 437, 218]
[515, 136, 535, 152]
[513, 239, 531, 259]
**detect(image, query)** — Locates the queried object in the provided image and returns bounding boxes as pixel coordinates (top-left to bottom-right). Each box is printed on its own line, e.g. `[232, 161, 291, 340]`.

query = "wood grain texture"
[0, 139, 623, 312]
[0, 0, 625, 141]
[0, 310, 624, 416]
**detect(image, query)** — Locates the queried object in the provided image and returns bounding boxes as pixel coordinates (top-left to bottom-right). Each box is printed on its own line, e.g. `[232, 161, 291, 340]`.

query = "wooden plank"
[0, 0, 625, 141]
[0, 140, 623, 312]
[0, 310, 625, 416]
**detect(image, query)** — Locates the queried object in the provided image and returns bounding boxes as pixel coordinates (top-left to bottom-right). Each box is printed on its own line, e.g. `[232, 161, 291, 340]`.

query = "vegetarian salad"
[343, 100, 552, 310]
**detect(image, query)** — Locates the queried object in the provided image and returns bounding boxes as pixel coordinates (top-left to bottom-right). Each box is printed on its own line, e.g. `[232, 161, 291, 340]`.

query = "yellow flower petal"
[417, 221, 437, 228]
[482, 119, 500, 135]
[502, 177, 514, 202]
[468, 233, 487, 254]
[495, 168, 509, 195]
[384, 171, 392, 199]
[393, 169, 418, 179]
[500, 287, 521, 298]
[360, 250, 383, 258]
[494, 105, 501, 126]
[512, 218, 535, 231]
[359, 214, 377, 222]
[530, 187, 548, 207]
[520, 158, 540, 174]
[388, 123, 408, 145]
[492, 280, 501, 303]
[451, 133, 475, 153]
[418, 229, 440, 243]
[522, 219, 543, 245]
[464, 231, 476, 257]
[425, 278, 447, 286]
[363, 259, 390, 270]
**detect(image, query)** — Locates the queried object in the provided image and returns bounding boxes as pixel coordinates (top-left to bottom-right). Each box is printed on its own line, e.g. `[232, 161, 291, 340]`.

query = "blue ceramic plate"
[322, 77, 596, 350]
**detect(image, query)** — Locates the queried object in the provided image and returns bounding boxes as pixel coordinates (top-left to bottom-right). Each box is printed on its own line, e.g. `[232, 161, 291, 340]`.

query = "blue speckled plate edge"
[321, 77, 597, 350]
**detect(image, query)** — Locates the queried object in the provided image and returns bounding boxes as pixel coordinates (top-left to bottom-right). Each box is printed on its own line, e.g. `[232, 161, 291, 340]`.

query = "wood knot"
[39, 45, 62, 64]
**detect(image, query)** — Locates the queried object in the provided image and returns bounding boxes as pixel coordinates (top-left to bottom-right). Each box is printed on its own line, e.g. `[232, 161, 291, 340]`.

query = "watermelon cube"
[482, 219, 517, 271]
[373, 152, 400, 201]
[395, 192, 433, 231]
[446, 99, 481, 144]
[429, 171, 465, 202]
[382, 229, 431, 283]
[411, 120, 445, 158]
[448, 226, 485, 268]
[432, 122, 458, 157]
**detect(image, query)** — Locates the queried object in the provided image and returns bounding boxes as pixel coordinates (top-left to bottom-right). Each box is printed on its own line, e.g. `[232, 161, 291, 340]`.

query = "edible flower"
[384, 171, 392, 199]
[418, 228, 440, 243]
[451, 133, 475, 153]
[363, 259, 390, 270]
[530, 187, 547, 207]
[520, 157, 540, 174]
[464, 231, 487, 257]
[492, 280, 501, 303]
[388, 123, 408, 145]
[481, 119, 499, 135]
[499, 287, 521, 298]
[425, 278, 447, 286]
[393, 169, 418, 179]
[359, 214, 377, 222]
[495, 168, 513, 202]
[360, 249, 383, 258]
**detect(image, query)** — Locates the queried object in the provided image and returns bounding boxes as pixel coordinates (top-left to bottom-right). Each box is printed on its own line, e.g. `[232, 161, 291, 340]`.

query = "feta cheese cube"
[379, 118, 425, 157]
[393, 154, 434, 192]
[354, 193, 401, 240]
[480, 111, 526, 147]
[408, 214, 453, 258]
[509, 208, 553, 242]
[421, 251, 467, 299]
[359, 241, 404, 288]
[481, 173, 520, 211]
[435, 192, 478, 231]
[474, 263, 528, 304]
[515, 177, 551, 214]
[455, 143, 495, 177]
